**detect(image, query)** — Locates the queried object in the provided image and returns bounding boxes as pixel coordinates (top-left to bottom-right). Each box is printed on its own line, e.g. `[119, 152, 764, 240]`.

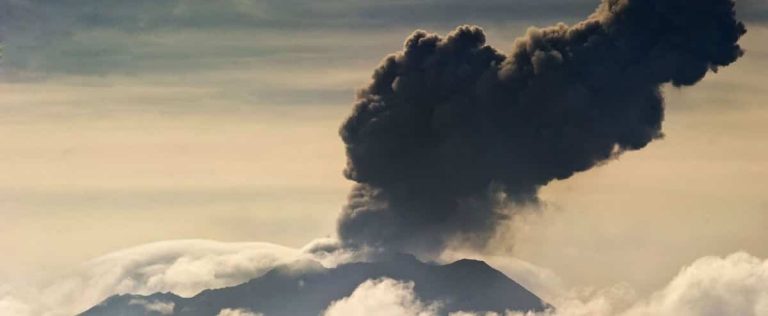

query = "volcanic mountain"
[80, 254, 550, 315]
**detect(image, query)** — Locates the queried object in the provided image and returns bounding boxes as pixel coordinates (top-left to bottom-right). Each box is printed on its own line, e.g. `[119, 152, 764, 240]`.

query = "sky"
[1, 0, 767, 314]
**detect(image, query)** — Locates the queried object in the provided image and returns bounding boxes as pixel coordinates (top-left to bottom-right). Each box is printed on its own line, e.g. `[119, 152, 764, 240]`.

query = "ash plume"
[337, 0, 746, 254]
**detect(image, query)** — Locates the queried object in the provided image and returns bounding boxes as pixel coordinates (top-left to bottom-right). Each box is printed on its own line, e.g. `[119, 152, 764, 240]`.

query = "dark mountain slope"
[81, 254, 549, 315]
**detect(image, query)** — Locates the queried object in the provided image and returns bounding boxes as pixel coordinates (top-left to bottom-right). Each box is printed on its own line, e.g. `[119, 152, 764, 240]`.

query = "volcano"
[80, 254, 550, 315]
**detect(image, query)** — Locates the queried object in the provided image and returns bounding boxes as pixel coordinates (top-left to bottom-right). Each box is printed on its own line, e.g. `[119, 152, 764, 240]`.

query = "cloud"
[302, 237, 378, 267]
[504, 284, 638, 316]
[736, 0, 768, 22]
[503, 252, 768, 316]
[0, 0, 593, 33]
[0, 239, 357, 316]
[217, 308, 264, 316]
[0, 0, 593, 77]
[473, 252, 768, 316]
[323, 278, 440, 316]
[337, 0, 746, 254]
[128, 298, 175, 315]
[0, 294, 33, 316]
[69, 240, 303, 298]
[622, 252, 768, 316]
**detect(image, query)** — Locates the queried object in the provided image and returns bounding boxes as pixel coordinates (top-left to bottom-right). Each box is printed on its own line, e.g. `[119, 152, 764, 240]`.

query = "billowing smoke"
[338, 0, 746, 253]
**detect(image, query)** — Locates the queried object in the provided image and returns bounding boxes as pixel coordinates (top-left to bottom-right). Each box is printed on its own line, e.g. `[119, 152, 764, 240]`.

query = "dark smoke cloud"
[337, 0, 746, 254]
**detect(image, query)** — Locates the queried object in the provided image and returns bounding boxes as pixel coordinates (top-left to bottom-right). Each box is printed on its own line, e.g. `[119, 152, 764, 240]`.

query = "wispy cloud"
[0, 240, 319, 315]
[0, 0, 596, 77]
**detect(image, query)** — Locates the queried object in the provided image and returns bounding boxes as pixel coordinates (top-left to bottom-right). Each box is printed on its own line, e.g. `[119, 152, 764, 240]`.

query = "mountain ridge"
[80, 254, 550, 315]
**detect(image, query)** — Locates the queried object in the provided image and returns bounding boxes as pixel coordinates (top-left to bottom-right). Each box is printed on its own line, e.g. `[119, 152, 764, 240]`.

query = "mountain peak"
[449, 258, 492, 268]
[81, 256, 549, 316]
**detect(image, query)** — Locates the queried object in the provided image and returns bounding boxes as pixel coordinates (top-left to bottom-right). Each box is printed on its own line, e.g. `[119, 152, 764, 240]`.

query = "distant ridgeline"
[80, 254, 550, 316]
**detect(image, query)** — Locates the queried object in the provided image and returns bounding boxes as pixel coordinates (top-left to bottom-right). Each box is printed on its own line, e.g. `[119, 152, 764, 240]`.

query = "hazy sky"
[1, 0, 767, 300]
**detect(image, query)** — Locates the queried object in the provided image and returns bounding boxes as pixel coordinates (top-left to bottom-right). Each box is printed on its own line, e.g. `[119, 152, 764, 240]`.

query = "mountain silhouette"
[80, 253, 549, 315]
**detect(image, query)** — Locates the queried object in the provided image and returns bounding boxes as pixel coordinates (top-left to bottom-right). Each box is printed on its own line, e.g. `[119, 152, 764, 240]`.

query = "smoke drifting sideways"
[337, 0, 746, 254]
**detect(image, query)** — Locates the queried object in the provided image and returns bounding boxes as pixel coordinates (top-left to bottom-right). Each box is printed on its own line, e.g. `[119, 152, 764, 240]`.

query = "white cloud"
[623, 252, 768, 316]
[517, 252, 768, 316]
[78, 240, 303, 297]
[128, 298, 175, 315]
[302, 237, 381, 268]
[0, 295, 33, 316]
[0, 239, 359, 316]
[217, 308, 264, 316]
[323, 278, 440, 316]
[501, 283, 638, 316]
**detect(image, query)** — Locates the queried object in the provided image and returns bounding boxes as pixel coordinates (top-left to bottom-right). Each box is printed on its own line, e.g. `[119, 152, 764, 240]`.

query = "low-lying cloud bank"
[622, 252, 768, 316]
[0, 239, 353, 316]
[1, 240, 766, 316]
